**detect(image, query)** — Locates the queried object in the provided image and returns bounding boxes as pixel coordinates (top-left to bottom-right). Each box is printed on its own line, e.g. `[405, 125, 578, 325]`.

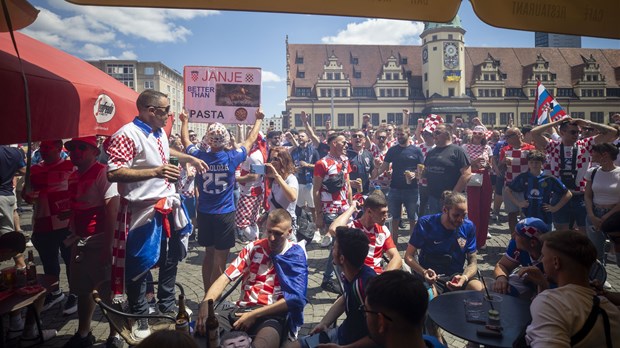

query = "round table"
[428, 290, 531, 348]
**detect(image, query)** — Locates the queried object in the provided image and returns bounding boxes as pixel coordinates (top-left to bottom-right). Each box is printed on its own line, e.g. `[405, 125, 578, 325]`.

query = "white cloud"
[22, 0, 218, 59]
[322, 19, 423, 45]
[261, 71, 282, 83]
[119, 51, 138, 60]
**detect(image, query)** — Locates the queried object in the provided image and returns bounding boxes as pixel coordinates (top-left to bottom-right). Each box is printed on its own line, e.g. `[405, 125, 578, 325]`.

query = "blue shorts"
[387, 188, 419, 222]
[553, 194, 586, 227]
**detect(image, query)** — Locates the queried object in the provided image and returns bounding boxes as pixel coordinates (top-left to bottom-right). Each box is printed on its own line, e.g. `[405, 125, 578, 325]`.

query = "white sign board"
[184, 66, 261, 124]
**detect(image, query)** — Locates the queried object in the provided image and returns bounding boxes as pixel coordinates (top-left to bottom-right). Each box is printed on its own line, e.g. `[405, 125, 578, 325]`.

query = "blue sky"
[24, 0, 619, 119]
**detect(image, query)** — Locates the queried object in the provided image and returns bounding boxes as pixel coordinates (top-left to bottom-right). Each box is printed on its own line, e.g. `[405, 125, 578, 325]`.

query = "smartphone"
[250, 164, 265, 175]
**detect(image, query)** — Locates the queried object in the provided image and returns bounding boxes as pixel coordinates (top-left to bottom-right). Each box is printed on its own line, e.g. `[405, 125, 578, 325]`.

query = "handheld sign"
[184, 66, 261, 124]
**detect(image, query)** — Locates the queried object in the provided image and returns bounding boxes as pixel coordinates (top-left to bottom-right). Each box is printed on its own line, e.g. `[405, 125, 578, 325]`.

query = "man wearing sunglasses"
[369, 129, 391, 194]
[531, 117, 617, 233]
[106, 90, 208, 341]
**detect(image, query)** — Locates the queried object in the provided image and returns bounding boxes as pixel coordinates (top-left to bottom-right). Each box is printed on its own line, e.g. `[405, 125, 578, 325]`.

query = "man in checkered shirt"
[499, 127, 536, 235]
[327, 191, 403, 274]
[197, 209, 308, 348]
[106, 90, 207, 340]
[531, 118, 617, 232]
[313, 132, 352, 294]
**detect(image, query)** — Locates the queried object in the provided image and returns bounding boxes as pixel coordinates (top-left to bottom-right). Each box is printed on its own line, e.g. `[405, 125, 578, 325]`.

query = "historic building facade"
[285, 17, 620, 130]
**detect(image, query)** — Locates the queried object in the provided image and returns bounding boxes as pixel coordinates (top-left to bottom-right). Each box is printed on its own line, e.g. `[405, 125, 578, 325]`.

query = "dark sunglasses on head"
[66, 143, 89, 151]
[148, 105, 171, 113]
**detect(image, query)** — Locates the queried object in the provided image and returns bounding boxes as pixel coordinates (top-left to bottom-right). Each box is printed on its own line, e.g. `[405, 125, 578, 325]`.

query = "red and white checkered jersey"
[225, 238, 294, 307]
[369, 143, 391, 189]
[462, 144, 492, 172]
[416, 142, 435, 186]
[499, 143, 536, 184]
[177, 164, 196, 198]
[545, 137, 594, 192]
[68, 162, 119, 237]
[238, 149, 264, 197]
[30, 158, 75, 232]
[314, 154, 351, 214]
[107, 121, 176, 203]
[349, 219, 396, 274]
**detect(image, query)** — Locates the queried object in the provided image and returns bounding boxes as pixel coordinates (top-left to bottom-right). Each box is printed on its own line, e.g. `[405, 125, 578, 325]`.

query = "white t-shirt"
[269, 173, 298, 218]
[585, 166, 620, 205]
[526, 284, 620, 348]
[238, 149, 264, 197]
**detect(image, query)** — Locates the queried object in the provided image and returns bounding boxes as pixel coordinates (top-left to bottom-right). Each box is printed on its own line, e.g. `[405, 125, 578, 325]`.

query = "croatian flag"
[532, 81, 567, 125]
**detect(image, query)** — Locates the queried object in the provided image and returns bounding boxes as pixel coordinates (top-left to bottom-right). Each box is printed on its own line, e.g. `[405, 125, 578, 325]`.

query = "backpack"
[296, 209, 315, 243]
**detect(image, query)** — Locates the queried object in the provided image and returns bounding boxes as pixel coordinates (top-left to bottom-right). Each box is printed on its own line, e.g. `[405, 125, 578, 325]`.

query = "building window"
[386, 89, 392, 97]
[371, 113, 380, 126]
[380, 89, 385, 97]
[606, 88, 620, 97]
[557, 88, 573, 97]
[294, 114, 303, 127]
[424, 73, 428, 82]
[448, 88, 455, 97]
[334, 89, 341, 97]
[387, 113, 403, 124]
[327, 73, 333, 80]
[144, 67, 154, 75]
[351, 57, 359, 65]
[520, 112, 532, 125]
[314, 114, 330, 126]
[401, 58, 408, 64]
[335, 73, 341, 80]
[385, 73, 392, 80]
[337, 113, 354, 127]
[297, 71, 305, 78]
[144, 81, 154, 89]
[353, 87, 373, 97]
[571, 112, 585, 119]
[354, 71, 362, 78]
[432, 35, 438, 41]
[433, 46, 437, 51]
[500, 112, 513, 125]
[483, 74, 489, 81]
[482, 113, 496, 125]
[491, 74, 496, 81]
[590, 112, 604, 123]
[400, 89, 406, 97]
[296, 57, 304, 64]
[530, 89, 536, 97]
[295, 88, 312, 97]
[448, 34, 453, 40]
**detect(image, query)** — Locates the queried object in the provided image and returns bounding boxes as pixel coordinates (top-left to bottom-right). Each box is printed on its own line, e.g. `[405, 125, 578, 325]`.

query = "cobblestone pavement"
[3, 208, 619, 347]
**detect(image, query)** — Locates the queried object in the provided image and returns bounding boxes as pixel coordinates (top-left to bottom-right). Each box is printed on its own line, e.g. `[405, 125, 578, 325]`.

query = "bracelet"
[462, 274, 469, 282]
[495, 274, 508, 280]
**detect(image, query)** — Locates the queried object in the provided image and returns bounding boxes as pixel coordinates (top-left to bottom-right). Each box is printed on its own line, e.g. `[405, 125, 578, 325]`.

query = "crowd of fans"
[2, 89, 620, 348]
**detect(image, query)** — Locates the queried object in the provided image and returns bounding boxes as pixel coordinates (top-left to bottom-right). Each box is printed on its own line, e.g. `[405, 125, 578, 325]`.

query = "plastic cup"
[405, 170, 413, 184]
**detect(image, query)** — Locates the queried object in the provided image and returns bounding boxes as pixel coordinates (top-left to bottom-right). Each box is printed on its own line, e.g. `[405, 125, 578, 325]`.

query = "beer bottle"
[26, 250, 37, 285]
[206, 299, 220, 348]
[175, 294, 190, 334]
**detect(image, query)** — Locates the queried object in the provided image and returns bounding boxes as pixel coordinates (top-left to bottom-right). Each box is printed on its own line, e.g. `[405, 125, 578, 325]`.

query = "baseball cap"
[65, 136, 100, 154]
[515, 218, 549, 239]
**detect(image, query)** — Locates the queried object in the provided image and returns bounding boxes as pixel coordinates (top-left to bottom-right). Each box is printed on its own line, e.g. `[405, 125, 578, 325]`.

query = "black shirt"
[0, 146, 25, 196]
[347, 148, 374, 194]
[424, 144, 471, 199]
[384, 144, 424, 189]
[291, 144, 320, 185]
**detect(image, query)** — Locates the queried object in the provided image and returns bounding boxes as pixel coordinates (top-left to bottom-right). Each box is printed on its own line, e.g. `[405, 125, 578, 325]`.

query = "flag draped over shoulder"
[532, 81, 567, 125]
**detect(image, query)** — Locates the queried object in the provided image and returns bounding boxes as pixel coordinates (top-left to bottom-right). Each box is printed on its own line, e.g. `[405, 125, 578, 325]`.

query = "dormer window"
[295, 57, 304, 64]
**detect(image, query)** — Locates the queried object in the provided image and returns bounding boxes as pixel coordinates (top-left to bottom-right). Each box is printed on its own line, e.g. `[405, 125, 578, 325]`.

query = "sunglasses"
[359, 304, 393, 321]
[352, 134, 365, 139]
[386, 129, 393, 132]
[66, 143, 90, 151]
[189, 134, 197, 138]
[148, 105, 171, 113]
[472, 132, 484, 136]
[377, 136, 387, 140]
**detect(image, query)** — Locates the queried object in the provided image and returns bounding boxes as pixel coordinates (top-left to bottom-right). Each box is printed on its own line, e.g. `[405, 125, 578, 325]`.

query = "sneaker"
[63, 294, 78, 315]
[320, 235, 332, 248]
[321, 280, 342, 295]
[487, 232, 493, 239]
[131, 318, 151, 341]
[105, 336, 125, 348]
[311, 231, 322, 244]
[63, 332, 95, 348]
[604, 281, 612, 290]
[42, 291, 65, 311]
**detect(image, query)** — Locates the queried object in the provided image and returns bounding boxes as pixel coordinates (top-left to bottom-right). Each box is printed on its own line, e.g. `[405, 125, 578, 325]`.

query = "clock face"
[422, 47, 428, 63]
[444, 43, 458, 57]
[444, 42, 459, 69]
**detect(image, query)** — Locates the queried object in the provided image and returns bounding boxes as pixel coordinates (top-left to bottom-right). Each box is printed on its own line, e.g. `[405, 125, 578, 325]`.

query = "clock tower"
[420, 16, 466, 99]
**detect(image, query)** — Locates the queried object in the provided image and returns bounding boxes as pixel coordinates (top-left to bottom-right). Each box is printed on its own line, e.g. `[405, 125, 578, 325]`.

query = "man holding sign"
[180, 109, 264, 294]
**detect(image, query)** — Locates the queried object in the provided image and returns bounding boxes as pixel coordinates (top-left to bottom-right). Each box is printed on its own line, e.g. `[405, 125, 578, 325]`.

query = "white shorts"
[297, 183, 314, 209]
